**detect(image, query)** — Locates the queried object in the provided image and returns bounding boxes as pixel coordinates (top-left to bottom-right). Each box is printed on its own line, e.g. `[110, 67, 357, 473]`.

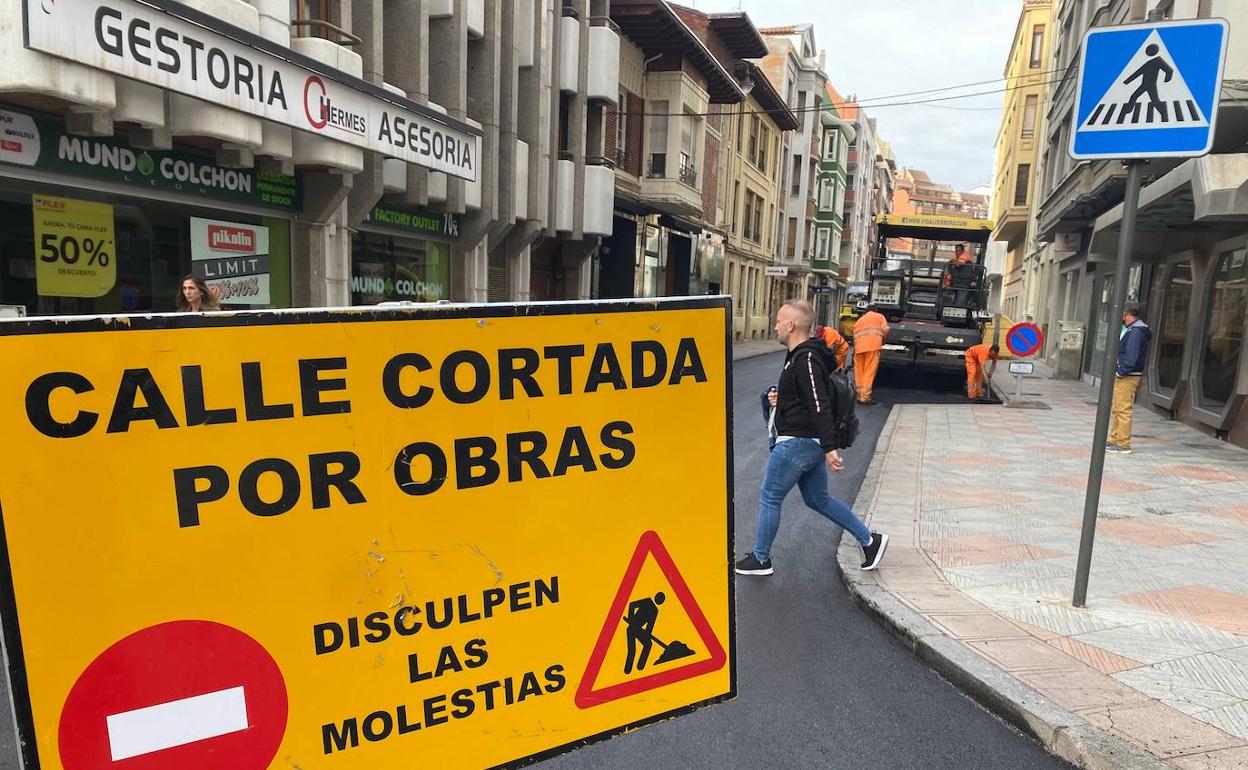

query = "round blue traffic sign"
[1006, 322, 1044, 358]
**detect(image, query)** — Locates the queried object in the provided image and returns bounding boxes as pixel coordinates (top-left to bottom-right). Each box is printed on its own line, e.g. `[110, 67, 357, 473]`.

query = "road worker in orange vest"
[852, 305, 890, 405]
[818, 324, 850, 371]
[965, 343, 1000, 400]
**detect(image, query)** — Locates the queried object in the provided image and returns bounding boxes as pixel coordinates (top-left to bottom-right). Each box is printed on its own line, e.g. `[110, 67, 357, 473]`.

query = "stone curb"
[837, 408, 1171, 770]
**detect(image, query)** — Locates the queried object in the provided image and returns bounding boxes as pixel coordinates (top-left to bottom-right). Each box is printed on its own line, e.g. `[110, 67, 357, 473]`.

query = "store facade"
[350, 204, 459, 305]
[0, 106, 298, 315]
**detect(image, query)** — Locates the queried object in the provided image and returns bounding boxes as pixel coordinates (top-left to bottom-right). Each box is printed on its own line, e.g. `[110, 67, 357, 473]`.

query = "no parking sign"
[1006, 322, 1044, 358]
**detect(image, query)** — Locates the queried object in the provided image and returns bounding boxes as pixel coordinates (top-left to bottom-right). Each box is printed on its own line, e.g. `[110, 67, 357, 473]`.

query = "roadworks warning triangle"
[1082, 30, 1208, 131]
[574, 530, 726, 709]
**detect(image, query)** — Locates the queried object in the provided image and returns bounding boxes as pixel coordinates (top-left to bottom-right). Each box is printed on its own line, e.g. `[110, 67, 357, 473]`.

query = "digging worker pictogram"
[622, 592, 695, 675]
[1123, 43, 1173, 119]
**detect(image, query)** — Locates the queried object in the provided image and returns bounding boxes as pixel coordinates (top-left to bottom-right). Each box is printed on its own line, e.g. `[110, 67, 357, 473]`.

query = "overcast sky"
[696, 0, 1021, 192]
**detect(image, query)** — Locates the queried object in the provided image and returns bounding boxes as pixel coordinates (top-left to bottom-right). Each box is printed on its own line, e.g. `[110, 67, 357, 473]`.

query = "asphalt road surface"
[538, 352, 1070, 770]
[0, 354, 1067, 770]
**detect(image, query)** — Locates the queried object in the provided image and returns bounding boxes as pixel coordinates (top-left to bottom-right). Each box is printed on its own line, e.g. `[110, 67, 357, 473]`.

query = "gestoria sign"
[22, 0, 480, 181]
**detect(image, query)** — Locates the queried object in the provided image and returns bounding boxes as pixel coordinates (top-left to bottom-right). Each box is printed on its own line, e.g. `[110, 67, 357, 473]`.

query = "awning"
[1088, 154, 1248, 259]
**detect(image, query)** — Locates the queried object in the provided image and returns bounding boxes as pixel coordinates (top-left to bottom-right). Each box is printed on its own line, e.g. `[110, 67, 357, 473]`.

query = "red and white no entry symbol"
[59, 620, 287, 770]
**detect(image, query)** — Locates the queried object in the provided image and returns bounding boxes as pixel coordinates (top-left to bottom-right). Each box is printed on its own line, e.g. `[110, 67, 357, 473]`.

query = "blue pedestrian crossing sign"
[1070, 18, 1229, 160]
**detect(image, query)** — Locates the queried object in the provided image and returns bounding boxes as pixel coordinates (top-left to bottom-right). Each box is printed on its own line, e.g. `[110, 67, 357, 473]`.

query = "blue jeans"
[752, 438, 873, 562]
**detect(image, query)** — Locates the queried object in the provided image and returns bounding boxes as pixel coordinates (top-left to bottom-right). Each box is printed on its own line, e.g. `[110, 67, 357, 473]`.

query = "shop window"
[0, 182, 290, 314]
[1155, 262, 1192, 391]
[1198, 248, 1247, 407]
[350, 232, 451, 304]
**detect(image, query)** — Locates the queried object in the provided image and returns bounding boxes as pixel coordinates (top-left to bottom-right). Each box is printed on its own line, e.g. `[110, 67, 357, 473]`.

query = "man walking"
[735, 300, 888, 576]
[1108, 303, 1151, 455]
[852, 305, 890, 405]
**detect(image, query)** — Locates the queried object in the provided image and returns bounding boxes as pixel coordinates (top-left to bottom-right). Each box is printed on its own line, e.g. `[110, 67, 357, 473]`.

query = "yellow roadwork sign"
[0, 299, 734, 769]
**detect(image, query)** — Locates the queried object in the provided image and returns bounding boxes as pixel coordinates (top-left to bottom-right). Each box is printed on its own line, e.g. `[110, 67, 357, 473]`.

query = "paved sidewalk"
[841, 375, 1248, 769]
[732, 338, 782, 361]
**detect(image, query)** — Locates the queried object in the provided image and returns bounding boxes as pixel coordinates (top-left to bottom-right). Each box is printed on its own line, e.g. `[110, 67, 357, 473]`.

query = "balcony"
[994, 204, 1030, 243]
[587, 18, 621, 103]
[584, 163, 615, 235]
[290, 30, 365, 171]
[556, 158, 575, 232]
[560, 16, 580, 93]
[640, 153, 701, 218]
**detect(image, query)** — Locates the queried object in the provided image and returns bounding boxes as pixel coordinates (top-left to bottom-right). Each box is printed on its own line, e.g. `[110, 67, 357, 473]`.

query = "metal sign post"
[1073, 160, 1143, 607]
[1067, 12, 1227, 608]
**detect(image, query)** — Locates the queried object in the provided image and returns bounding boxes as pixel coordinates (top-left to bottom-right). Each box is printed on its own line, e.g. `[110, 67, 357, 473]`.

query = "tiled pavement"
[842, 374, 1248, 768]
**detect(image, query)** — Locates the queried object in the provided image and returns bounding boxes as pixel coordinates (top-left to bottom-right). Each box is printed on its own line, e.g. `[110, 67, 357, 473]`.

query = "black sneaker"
[860, 532, 889, 571]
[734, 553, 773, 576]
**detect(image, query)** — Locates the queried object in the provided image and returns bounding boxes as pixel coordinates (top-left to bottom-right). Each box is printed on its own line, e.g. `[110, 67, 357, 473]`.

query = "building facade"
[810, 90, 854, 324]
[892, 168, 990, 261]
[598, 1, 762, 305]
[759, 25, 828, 317]
[718, 64, 798, 339]
[992, 0, 1052, 321]
[0, 0, 617, 315]
[1032, 0, 1248, 450]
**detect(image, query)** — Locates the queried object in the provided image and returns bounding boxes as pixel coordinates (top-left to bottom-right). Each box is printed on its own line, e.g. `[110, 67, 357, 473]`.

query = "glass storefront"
[350, 231, 451, 304]
[1199, 247, 1247, 407]
[0, 178, 291, 314]
[1155, 262, 1192, 391]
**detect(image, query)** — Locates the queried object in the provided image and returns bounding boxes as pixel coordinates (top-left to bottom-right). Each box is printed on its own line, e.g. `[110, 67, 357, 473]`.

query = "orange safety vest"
[853, 311, 889, 353]
[821, 326, 850, 367]
[965, 343, 995, 367]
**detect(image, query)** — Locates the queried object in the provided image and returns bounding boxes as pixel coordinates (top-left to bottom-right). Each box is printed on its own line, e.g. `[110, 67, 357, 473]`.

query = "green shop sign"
[0, 107, 297, 210]
[365, 204, 460, 240]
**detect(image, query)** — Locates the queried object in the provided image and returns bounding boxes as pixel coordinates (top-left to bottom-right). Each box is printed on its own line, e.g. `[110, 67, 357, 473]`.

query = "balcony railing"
[290, 19, 362, 46]
[678, 156, 697, 187]
[616, 146, 627, 170]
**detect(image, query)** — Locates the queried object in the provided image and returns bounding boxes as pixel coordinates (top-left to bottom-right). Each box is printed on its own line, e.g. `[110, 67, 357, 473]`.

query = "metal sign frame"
[1069, 17, 1229, 161]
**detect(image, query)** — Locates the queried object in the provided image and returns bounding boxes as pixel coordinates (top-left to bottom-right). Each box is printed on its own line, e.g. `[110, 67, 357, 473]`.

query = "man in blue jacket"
[1108, 303, 1152, 455]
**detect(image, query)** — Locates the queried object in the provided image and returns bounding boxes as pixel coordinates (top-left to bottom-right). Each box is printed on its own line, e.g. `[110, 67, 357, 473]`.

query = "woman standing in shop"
[175, 275, 221, 312]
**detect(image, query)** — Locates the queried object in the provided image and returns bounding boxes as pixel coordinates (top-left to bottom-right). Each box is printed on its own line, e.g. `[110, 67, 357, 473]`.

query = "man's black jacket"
[772, 339, 840, 452]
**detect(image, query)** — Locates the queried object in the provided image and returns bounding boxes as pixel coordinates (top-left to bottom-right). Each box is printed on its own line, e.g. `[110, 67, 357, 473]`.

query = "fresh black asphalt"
[537, 351, 1071, 770]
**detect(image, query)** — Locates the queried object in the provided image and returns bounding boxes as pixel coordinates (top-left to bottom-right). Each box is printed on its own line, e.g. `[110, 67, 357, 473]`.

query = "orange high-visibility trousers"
[966, 357, 984, 399]
[854, 350, 880, 403]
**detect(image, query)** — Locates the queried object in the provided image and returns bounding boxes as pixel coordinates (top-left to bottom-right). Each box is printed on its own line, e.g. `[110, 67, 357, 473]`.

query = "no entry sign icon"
[58, 620, 287, 770]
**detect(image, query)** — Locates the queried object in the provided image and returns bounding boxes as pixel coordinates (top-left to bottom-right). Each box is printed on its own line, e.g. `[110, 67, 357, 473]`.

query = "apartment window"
[290, 0, 333, 38]
[786, 217, 797, 257]
[756, 125, 768, 173]
[819, 178, 833, 210]
[1029, 25, 1045, 68]
[752, 193, 763, 245]
[743, 116, 753, 164]
[736, 105, 745, 147]
[816, 229, 830, 259]
[648, 100, 669, 177]
[731, 181, 740, 234]
[1014, 164, 1030, 206]
[1021, 95, 1038, 139]
[791, 156, 802, 196]
[616, 91, 628, 167]
[768, 204, 775, 250]
[743, 193, 755, 242]
[846, 174, 855, 190]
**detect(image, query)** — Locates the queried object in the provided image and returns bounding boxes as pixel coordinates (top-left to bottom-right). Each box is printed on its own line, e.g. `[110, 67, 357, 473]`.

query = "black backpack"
[822, 349, 859, 450]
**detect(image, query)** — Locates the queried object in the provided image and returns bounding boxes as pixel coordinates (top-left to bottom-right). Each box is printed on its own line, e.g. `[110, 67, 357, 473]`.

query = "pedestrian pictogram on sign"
[1080, 31, 1205, 131]
[575, 531, 727, 709]
[58, 620, 288, 770]
[1070, 18, 1228, 160]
